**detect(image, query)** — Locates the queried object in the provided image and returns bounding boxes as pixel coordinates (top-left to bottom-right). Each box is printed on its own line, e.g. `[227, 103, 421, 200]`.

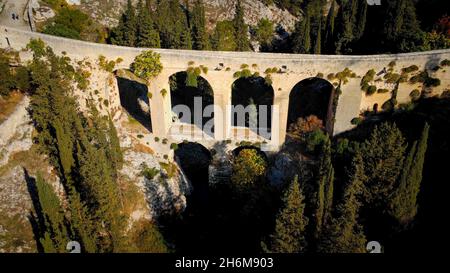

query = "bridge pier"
[149, 76, 172, 137]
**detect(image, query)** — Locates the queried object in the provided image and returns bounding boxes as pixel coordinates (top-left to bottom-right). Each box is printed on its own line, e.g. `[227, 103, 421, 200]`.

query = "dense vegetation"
[1, 41, 167, 253]
[105, 0, 449, 54]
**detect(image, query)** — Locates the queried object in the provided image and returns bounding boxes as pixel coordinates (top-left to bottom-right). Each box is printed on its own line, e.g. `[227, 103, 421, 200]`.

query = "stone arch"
[114, 69, 152, 131]
[287, 77, 335, 134]
[175, 142, 212, 205]
[231, 76, 274, 139]
[169, 72, 214, 132]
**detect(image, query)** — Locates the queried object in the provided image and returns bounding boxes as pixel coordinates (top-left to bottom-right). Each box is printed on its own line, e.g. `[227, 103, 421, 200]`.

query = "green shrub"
[409, 89, 421, 100]
[154, 137, 160, 142]
[43, 23, 81, 39]
[377, 88, 390, 94]
[382, 99, 397, 111]
[14, 66, 30, 92]
[424, 77, 441, 87]
[402, 65, 419, 73]
[140, 163, 159, 180]
[361, 69, 376, 91]
[137, 134, 144, 139]
[264, 74, 273, 85]
[440, 59, 450, 66]
[131, 51, 163, 81]
[351, 117, 363, 125]
[162, 139, 168, 144]
[305, 129, 328, 154]
[409, 71, 428, 84]
[170, 143, 179, 150]
[366, 85, 377, 95]
[384, 72, 401, 83]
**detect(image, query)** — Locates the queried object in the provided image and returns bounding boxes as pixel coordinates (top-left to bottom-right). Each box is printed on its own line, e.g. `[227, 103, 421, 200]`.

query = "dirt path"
[0, 0, 31, 31]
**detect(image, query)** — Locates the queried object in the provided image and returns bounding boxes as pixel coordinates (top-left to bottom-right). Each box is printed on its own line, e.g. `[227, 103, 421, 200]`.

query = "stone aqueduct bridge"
[2, 26, 450, 150]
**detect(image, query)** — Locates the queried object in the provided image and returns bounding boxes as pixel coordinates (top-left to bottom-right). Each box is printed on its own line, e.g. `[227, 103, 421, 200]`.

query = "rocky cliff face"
[71, 0, 298, 31]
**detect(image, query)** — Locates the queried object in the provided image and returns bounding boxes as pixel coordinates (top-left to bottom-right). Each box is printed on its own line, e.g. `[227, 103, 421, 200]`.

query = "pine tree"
[137, 0, 161, 48]
[313, 138, 334, 240]
[191, 0, 209, 50]
[360, 122, 407, 206]
[263, 176, 308, 253]
[233, 0, 250, 51]
[383, 0, 424, 52]
[388, 123, 429, 226]
[318, 152, 367, 253]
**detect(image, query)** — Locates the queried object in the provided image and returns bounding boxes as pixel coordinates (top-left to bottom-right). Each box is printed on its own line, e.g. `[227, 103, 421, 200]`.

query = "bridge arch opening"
[231, 76, 274, 139]
[115, 69, 152, 131]
[169, 72, 214, 135]
[175, 142, 212, 205]
[287, 77, 335, 134]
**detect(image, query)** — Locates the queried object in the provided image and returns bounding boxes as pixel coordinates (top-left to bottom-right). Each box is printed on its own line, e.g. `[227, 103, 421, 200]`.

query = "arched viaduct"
[1, 26, 449, 150]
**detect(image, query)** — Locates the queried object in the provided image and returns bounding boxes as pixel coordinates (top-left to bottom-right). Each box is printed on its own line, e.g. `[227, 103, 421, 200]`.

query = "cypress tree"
[324, 0, 336, 53]
[317, 152, 367, 253]
[233, 0, 250, 51]
[107, 117, 124, 171]
[355, 0, 367, 40]
[263, 176, 308, 253]
[191, 0, 209, 50]
[292, 12, 311, 54]
[35, 173, 69, 253]
[137, 0, 161, 48]
[123, 0, 137, 46]
[334, 0, 355, 54]
[388, 123, 429, 225]
[211, 20, 237, 51]
[313, 138, 334, 240]
[26, 40, 127, 253]
[314, 16, 322, 54]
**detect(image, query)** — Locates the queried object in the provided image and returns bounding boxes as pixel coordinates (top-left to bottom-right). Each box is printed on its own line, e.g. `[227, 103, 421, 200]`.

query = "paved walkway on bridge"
[0, 0, 30, 31]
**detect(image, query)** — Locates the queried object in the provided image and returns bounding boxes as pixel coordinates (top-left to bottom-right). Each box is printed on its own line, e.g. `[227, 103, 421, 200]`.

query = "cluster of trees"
[39, 0, 448, 54]
[110, 0, 251, 51]
[291, 0, 449, 54]
[262, 121, 429, 252]
[21, 40, 167, 253]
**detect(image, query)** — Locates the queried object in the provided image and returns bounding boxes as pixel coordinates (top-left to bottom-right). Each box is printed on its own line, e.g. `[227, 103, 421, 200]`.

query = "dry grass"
[117, 175, 147, 219]
[132, 143, 154, 155]
[0, 91, 24, 124]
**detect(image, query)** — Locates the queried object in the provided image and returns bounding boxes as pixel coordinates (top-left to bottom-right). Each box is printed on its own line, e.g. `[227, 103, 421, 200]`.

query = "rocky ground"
[0, 93, 191, 252]
[71, 0, 298, 31]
